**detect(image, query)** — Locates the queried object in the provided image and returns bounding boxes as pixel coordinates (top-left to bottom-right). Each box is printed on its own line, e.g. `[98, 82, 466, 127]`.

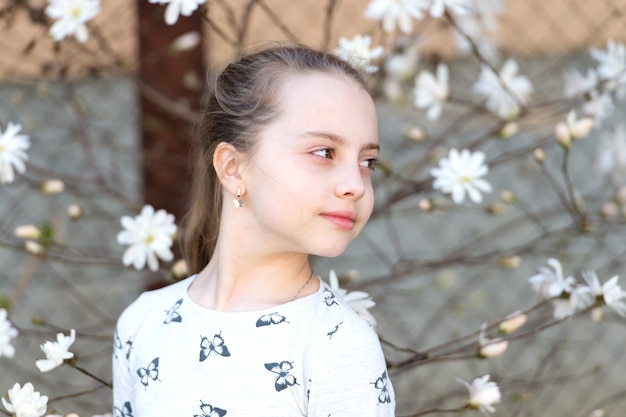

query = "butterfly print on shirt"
[265, 361, 299, 392]
[113, 329, 123, 359]
[163, 298, 183, 324]
[371, 370, 392, 405]
[199, 332, 231, 361]
[114, 401, 133, 417]
[136, 357, 160, 389]
[327, 321, 344, 339]
[194, 400, 227, 417]
[323, 288, 338, 306]
[255, 312, 288, 327]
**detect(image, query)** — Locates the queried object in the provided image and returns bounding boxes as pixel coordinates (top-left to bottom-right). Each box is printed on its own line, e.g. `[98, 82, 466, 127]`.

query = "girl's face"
[240, 72, 379, 258]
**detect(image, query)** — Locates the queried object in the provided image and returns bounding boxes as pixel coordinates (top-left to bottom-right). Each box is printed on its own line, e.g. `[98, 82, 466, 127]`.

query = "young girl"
[113, 44, 395, 416]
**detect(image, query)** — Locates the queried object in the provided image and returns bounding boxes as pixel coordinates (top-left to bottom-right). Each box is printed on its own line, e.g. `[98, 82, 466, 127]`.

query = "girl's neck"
[188, 244, 319, 312]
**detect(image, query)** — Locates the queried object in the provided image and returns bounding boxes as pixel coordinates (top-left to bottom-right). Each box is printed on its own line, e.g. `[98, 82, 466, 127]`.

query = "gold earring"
[233, 187, 243, 208]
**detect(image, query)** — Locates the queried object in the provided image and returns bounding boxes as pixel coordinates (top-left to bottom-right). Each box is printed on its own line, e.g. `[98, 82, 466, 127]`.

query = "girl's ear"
[213, 142, 246, 196]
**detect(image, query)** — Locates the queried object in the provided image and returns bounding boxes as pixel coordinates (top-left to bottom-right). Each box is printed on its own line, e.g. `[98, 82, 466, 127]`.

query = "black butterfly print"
[194, 400, 227, 417]
[199, 332, 231, 361]
[265, 361, 298, 392]
[163, 298, 183, 324]
[323, 288, 338, 306]
[113, 330, 123, 358]
[114, 401, 133, 417]
[371, 371, 391, 405]
[327, 321, 344, 339]
[255, 312, 288, 327]
[136, 357, 160, 388]
[124, 337, 133, 361]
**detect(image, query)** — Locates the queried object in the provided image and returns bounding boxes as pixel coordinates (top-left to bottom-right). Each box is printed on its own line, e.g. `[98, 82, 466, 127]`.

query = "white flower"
[591, 39, 626, 98]
[329, 270, 377, 326]
[428, 0, 472, 18]
[45, 0, 100, 43]
[430, 148, 492, 204]
[364, 0, 429, 34]
[2, 382, 48, 417]
[334, 35, 384, 74]
[478, 323, 508, 358]
[385, 46, 420, 81]
[554, 110, 594, 145]
[35, 329, 76, 372]
[528, 258, 575, 299]
[551, 286, 593, 320]
[0, 309, 19, 359]
[596, 124, 626, 182]
[457, 374, 501, 413]
[148, 0, 207, 26]
[473, 59, 532, 119]
[583, 91, 614, 126]
[582, 271, 626, 316]
[117, 205, 177, 272]
[413, 63, 450, 120]
[0, 122, 30, 185]
[563, 68, 598, 98]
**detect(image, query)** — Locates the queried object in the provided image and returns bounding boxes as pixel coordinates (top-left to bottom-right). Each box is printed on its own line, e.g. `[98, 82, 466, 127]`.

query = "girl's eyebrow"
[300, 130, 380, 151]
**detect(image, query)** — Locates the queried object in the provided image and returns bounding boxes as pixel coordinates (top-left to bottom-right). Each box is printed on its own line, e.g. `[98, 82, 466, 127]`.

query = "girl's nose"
[335, 163, 366, 199]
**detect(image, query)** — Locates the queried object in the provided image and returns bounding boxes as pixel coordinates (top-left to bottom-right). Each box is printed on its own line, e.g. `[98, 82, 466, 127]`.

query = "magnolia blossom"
[551, 286, 593, 320]
[582, 271, 626, 316]
[528, 258, 575, 299]
[591, 39, 626, 98]
[0, 122, 30, 185]
[45, 0, 100, 43]
[457, 374, 501, 413]
[385, 46, 420, 81]
[334, 35, 384, 74]
[329, 270, 377, 326]
[428, 0, 472, 18]
[583, 91, 614, 126]
[563, 68, 598, 98]
[554, 110, 594, 146]
[596, 124, 626, 182]
[413, 63, 450, 120]
[0, 309, 19, 358]
[2, 382, 48, 417]
[473, 59, 532, 119]
[35, 329, 76, 372]
[431, 148, 492, 204]
[148, 0, 207, 25]
[117, 205, 177, 272]
[478, 323, 508, 358]
[364, 0, 429, 33]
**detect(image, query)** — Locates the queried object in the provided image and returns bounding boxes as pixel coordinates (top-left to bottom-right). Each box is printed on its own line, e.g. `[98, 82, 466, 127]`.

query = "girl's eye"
[360, 158, 379, 172]
[312, 148, 334, 159]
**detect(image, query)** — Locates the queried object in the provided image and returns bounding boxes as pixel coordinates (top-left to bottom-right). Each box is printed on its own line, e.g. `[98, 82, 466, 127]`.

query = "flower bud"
[418, 198, 433, 211]
[555, 123, 571, 148]
[590, 307, 605, 323]
[25, 240, 46, 255]
[67, 204, 84, 220]
[500, 190, 516, 204]
[14, 224, 42, 240]
[499, 122, 518, 138]
[533, 148, 545, 163]
[170, 31, 201, 52]
[479, 339, 509, 358]
[170, 259, 189, 281]
[499, 311, 527, 334]
[600, 201, 618, 219]
[342, 269, 360, 284]
[406, 126, 426, 142]
[66, 413, 80, 417]
[487, 203, 506, 215]
[588, 409, 605, 417]
[41, 179, 65, 195]
[499, 256, 521, 269]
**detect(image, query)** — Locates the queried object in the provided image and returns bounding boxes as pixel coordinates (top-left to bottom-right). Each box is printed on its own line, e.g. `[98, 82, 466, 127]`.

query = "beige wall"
[1, 0, 625, 80]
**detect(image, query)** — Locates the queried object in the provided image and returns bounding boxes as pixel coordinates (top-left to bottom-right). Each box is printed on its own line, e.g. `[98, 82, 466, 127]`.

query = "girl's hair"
[182, 44, 369, 274]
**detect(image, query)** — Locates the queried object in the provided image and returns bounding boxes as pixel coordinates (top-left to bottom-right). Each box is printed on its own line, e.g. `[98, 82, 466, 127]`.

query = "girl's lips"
[320, 211, 356, 230]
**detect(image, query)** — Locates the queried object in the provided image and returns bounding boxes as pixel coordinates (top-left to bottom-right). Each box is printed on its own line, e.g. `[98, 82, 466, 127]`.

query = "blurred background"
[1, 1, 626, 416]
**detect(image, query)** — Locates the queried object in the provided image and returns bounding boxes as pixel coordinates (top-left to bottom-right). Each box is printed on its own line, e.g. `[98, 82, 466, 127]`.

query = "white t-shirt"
[113, 276, 396, 416]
